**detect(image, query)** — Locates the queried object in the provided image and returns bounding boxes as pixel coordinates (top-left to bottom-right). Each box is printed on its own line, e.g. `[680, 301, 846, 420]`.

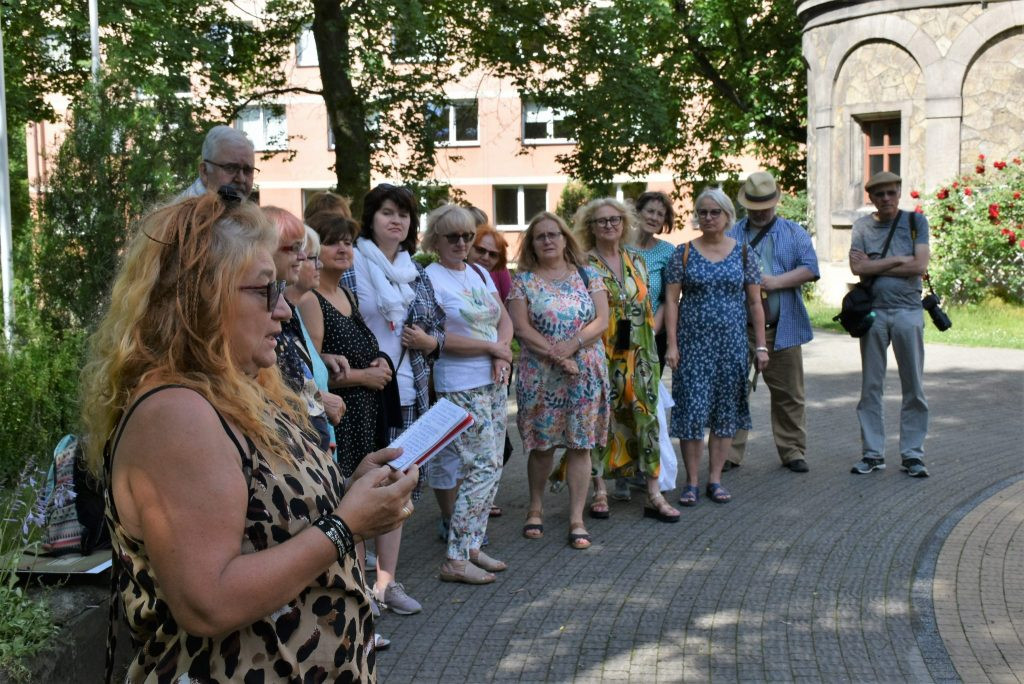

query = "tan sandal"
[440, 559, 495, 584]
[643, 492, 681, 523]
[589, 491, 610, 519]
[470, 550, 508, 572]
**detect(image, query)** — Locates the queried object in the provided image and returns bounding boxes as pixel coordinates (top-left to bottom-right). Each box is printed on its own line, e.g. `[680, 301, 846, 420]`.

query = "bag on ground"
[40, 434, 110, 555]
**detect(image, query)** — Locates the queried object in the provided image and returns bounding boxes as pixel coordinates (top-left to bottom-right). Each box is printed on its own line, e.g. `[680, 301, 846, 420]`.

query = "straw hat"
[737, 171, 780, 210]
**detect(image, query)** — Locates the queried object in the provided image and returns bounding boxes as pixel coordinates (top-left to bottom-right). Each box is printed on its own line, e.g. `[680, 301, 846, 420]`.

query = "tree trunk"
[312, 0, 371, 217]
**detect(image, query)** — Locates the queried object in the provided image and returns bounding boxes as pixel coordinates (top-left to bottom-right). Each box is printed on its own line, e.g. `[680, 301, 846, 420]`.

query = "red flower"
[1001, 228, 1010, 236]
[964, 187, 973, 196]
[914, 204, 924, 213]
[979, 153, 986, 161]
[952, 181, 960, 189]
[990, 203, 1001, 220]
[910, 190, 920, 199]
[994, 161, 1007, 170]
[976, 165, 986, 174]
[1015, 158, 1022, 165]
[1015, 192, 1022, 200]
[936, 188, 949, 200]
[946, 203, 956, 212]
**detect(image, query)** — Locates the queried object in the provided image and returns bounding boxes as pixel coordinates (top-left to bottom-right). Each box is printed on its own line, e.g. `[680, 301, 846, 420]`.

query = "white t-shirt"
[352, 250, 416, 405]
[425, 262, 500, 393]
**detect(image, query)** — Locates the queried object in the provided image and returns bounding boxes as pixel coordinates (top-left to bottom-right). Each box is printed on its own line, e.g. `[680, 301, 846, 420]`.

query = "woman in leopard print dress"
[80, 189, 418, 682]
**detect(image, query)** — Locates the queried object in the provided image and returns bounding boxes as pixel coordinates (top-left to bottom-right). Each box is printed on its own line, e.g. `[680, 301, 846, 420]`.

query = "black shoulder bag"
[834, 211, 901, 337]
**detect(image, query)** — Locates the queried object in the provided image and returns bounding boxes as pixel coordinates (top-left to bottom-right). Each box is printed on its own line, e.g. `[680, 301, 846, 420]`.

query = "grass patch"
[806, 297, 1024, 349]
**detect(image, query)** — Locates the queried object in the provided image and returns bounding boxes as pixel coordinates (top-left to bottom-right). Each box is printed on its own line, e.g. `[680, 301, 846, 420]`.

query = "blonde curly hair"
[572, 197, 640, 252]
[80, 192, 308, 476]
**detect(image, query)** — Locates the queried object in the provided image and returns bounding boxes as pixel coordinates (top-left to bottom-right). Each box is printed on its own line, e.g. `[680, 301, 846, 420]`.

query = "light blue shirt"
[728, 216, 819, 350]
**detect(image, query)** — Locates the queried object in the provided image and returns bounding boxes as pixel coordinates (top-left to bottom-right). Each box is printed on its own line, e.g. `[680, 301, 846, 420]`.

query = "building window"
[429, 100, 479, 145]
[522, 101, 572, 143]
[494, 186, 547, 229]
[297, 27, 318, 67]
[237, 106, 288, 151]
[862, 118, 900, 199]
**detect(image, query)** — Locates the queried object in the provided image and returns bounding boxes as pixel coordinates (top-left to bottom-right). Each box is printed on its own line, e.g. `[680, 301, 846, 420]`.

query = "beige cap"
[865, 171, 902, 191]
[737, 171, 780, 210]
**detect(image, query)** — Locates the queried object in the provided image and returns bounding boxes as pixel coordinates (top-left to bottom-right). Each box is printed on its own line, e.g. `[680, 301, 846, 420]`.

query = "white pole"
[0, 9, 15, 348]
[89, 0, 100, 81]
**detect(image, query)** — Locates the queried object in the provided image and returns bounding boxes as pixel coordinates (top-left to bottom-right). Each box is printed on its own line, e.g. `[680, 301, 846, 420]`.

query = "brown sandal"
[643, 492, 681, 523]
[522, 510, 544, 539]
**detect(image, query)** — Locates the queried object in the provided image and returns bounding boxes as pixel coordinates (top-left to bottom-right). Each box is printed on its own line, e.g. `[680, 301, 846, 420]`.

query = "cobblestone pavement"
[374, 331, 1024, 683]
[934, 479, 1024, 683]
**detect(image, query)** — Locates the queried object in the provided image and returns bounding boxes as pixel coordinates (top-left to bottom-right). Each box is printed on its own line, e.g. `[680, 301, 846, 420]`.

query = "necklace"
[536, 264, 570, 281]
[591, 248, 628, 306]
[443, 262, 469, 289]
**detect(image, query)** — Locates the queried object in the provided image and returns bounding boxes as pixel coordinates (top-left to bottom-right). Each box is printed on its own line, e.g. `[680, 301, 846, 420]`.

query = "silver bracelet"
[755, 346, 769, 353]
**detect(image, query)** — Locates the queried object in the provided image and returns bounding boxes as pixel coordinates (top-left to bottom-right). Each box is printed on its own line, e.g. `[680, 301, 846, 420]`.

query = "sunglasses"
[473, 245, 501, 259]
[240, 280, 287, 312]
[444, 232, 476, 245]
[696, 209, 723, 219]
[279, 242, 305, 255]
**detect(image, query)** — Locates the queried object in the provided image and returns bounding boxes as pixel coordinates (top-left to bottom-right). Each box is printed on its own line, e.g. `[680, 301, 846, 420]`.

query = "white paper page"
[387, 398, 469, 471]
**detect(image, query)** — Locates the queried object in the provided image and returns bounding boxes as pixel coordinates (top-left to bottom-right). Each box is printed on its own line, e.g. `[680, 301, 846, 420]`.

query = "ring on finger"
[401, 505, 412, 518]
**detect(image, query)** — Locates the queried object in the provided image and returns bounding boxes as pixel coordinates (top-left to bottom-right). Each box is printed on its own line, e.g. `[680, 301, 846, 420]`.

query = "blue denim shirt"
[728, 217, 819, 350]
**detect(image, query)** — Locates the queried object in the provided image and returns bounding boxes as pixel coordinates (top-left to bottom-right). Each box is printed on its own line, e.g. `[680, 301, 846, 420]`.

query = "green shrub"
[777, 189, 812, 235]
[0, 317, 86, 487]
[918, 155, 1024, 304]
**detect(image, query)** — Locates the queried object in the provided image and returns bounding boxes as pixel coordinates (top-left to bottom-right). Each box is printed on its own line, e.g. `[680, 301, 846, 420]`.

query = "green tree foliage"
[486, 0, 807, 194]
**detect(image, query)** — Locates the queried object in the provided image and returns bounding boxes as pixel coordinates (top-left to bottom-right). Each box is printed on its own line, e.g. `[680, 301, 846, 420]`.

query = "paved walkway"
[375, 331, 1024, 683]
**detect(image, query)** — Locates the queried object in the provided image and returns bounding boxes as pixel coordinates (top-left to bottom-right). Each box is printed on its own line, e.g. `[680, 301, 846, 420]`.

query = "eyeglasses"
[204, 159, 259, 177]
[443, 232, 475, 245]
[240, 280, 287, 312]
[534, 231, 563, 243]
[588, 215, 624, 228]
[696, 209, 724, 219]
[473, 245, 501, 259]
[279, 242, 305, 256]
[313, 257, 324, 270]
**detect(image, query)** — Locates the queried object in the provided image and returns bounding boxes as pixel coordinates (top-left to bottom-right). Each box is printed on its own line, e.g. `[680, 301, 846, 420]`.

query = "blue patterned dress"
[665, 242, 761, 440]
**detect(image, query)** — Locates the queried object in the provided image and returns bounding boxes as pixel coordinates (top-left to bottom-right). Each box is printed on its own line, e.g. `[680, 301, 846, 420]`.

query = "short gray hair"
[201, 125, 253, 164]
[694, 186, 736, 230]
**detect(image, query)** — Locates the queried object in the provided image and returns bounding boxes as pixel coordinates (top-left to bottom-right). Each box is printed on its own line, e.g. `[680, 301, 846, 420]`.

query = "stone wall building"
[797, 0, 1024, 299]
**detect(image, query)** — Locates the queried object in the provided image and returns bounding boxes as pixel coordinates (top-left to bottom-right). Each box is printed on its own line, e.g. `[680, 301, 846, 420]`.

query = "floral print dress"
[666, 242, 761, 440]
[587, 250, 661, 478]
[509, 269, 611, 452]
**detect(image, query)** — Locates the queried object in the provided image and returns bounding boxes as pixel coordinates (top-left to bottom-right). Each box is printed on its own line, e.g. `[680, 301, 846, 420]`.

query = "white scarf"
[356, 237, 418, 329]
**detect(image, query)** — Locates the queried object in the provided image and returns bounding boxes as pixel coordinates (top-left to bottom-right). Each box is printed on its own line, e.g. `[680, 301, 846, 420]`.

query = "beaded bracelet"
[313, 513, 356, 561]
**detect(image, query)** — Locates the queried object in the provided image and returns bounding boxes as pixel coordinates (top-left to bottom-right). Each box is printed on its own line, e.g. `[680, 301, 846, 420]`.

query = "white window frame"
[236, 106, 288, 152]
[494, 185, 548, 230]
[522, 101, 573, 144]
[431, 99, 479, 146]
[296, 27, 318, 67]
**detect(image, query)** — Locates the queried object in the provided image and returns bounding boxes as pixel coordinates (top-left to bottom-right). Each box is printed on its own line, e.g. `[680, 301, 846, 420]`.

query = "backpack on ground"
[40, 434, 110, 556]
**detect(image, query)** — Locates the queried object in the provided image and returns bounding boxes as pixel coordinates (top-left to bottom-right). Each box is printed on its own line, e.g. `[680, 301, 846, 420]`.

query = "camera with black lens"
[922, 293, 952, 332]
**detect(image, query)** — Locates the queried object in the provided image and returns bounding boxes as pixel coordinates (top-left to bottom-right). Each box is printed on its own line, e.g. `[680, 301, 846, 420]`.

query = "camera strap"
[907, 211, 938, 297]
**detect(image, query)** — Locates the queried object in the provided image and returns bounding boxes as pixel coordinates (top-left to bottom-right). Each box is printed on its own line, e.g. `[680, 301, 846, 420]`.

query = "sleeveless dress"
[104, 386, 376, 682]
[587, 250, 660, 478]
[315, 289, 386, 478]
[665, 242, 761, 439]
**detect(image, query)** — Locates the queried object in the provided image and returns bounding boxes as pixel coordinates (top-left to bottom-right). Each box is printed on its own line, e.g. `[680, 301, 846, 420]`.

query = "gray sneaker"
[611, 478, 631, 502]
[378, 581, 422, 615]
[851, 457, 885, 474]
[901, 459, 930, 478]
